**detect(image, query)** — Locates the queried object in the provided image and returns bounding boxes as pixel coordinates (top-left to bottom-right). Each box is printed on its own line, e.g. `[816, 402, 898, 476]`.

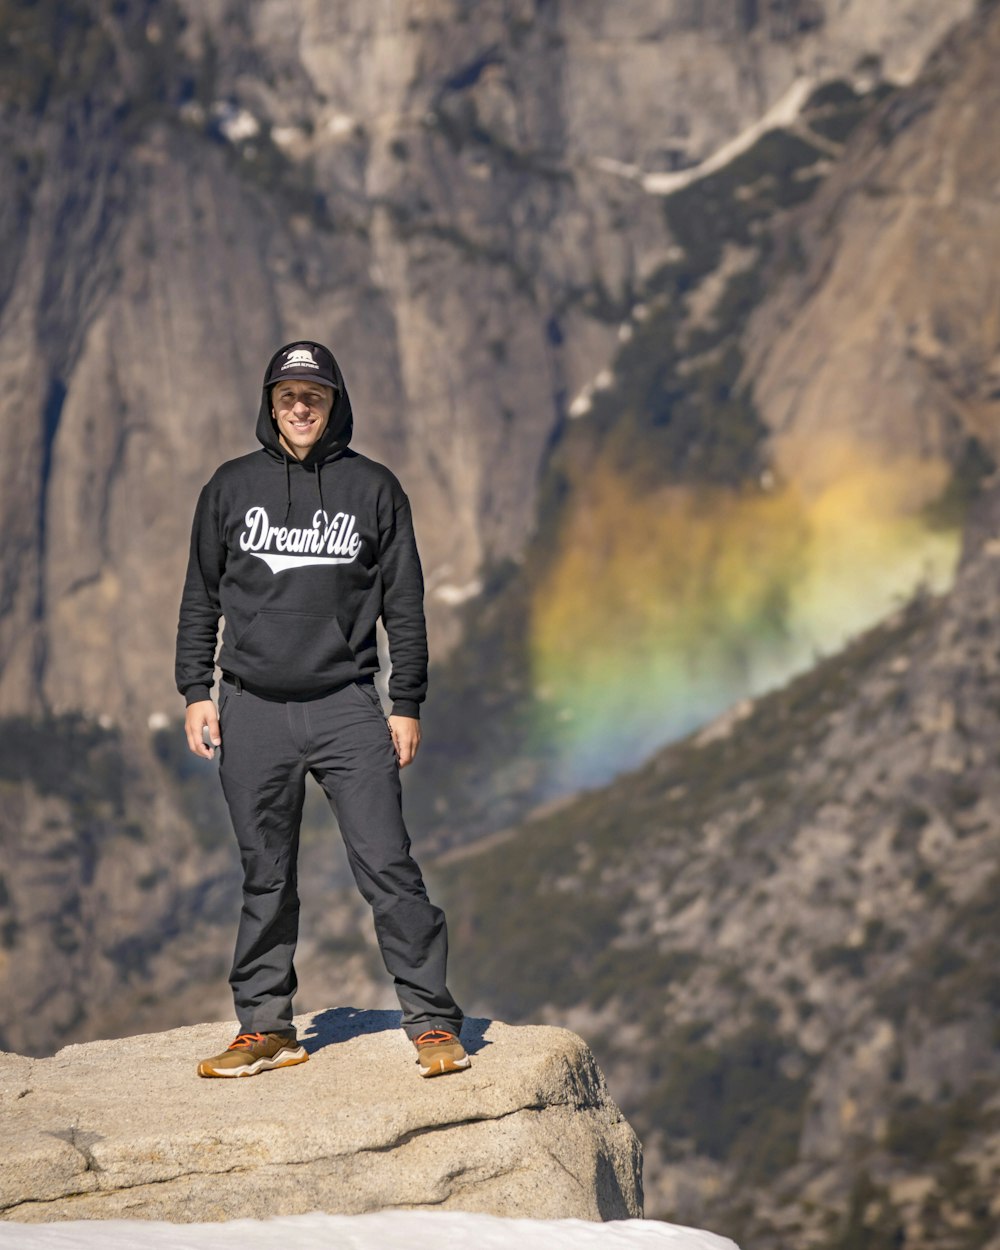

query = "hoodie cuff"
[184, 684, 213, 706]
[390, 700, 420, 719]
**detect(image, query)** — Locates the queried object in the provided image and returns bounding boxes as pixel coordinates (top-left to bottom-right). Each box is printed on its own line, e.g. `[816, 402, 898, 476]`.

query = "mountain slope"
[433, 479, 1000, 1246]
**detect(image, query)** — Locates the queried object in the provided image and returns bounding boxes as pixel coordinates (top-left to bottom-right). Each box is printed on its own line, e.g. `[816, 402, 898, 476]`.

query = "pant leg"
[306, 681, 464, 1040]
[217, 681, 307, 1036]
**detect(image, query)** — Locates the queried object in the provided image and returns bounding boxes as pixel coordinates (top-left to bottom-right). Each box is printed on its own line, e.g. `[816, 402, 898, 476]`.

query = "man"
[175, 340, 468, 1080]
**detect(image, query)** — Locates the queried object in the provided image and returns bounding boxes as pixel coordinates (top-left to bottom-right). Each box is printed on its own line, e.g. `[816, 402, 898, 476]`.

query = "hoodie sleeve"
[379, 483, 429, 719]
[175, 479, 226, 705]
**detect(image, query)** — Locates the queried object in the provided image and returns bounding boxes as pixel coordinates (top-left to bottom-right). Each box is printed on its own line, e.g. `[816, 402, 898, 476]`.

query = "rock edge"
[1, 1009, 642, 1223]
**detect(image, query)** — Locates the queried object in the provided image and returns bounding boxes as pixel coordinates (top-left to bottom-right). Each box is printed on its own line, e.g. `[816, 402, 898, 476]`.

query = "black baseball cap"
[265, 341, 339, 390]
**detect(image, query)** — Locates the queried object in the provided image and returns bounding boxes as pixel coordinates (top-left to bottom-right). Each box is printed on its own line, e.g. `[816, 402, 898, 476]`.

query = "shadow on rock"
[300, 1008, 494, 1056]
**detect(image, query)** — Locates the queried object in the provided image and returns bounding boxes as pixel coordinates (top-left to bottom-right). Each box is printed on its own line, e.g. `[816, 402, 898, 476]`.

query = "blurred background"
[1, 0, 998, 1245]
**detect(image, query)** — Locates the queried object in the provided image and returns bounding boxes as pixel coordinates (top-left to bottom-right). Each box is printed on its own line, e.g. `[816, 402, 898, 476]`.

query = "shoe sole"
[197, 1046, 309, 1078]
[417, 1054, 472, 1078]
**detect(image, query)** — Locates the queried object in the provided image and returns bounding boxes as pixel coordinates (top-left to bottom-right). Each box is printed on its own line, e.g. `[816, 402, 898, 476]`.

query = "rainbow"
[528, 441, 960, 791]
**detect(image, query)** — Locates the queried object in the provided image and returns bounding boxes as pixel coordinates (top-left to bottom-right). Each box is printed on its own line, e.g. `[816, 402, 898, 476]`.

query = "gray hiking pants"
[217, 674, 463, 1042]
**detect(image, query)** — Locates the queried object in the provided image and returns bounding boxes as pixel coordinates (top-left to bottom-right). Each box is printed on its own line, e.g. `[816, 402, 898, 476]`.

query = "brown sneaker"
[197, 1031, 309, 1078]
[413, 1029, 471, 1078]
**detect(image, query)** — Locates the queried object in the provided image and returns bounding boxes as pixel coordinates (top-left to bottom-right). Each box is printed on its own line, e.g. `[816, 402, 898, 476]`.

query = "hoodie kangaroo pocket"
[234, 609, 354, 695]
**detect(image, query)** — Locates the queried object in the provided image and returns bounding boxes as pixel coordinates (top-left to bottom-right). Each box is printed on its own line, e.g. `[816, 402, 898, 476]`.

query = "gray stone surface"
[0, 1011, 642, 1223]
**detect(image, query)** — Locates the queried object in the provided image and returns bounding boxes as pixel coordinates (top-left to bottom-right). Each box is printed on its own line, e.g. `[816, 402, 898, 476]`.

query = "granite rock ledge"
[1, 1010, 642, 1223]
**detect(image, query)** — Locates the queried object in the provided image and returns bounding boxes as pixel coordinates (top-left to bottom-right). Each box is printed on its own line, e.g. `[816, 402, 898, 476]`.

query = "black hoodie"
[174, 341, 427, 717]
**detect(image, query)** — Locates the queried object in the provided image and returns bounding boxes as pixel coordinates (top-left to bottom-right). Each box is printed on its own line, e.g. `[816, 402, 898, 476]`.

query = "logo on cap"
[282, 348, 318, 370]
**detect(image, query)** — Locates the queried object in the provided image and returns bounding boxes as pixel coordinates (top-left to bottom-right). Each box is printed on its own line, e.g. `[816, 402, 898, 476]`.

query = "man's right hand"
[185, 700, 221, 760]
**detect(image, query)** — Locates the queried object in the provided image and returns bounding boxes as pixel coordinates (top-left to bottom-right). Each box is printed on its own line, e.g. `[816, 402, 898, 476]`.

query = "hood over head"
[256, 339, 354, 466]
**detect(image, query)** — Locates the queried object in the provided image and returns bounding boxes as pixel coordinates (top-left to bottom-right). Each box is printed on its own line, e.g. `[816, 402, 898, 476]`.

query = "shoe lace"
[415, 1029, 455, 1046]
[228, 1032, 267, 1051]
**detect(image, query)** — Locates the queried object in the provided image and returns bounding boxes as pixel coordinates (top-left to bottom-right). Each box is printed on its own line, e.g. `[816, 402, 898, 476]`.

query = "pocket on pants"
[352, 682, 397, 758]
[217, 678, 233, 728]
[353, 681, 384, 712]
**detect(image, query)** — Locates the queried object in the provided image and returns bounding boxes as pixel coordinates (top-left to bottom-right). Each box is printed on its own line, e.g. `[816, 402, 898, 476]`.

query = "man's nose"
[293, 400, 310, 415]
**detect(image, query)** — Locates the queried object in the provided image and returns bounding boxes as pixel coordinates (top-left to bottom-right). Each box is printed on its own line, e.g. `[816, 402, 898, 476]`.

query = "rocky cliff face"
[404, 0, 1000, 832]
[0, 0, 976, 728]
[0, 722, 237, 1055]
[744, 5, 1000, 497]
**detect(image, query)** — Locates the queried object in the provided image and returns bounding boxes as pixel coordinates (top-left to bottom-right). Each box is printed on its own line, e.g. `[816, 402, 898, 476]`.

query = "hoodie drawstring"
[282, 456, 326, 523]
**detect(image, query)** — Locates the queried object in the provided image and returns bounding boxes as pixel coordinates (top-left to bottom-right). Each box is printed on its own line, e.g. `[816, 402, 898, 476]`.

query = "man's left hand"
[387, 715, 421, 767]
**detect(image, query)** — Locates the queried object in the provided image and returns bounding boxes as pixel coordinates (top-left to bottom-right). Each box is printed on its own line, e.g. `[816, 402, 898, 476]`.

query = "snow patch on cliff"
[0, 1210, 741, 1250]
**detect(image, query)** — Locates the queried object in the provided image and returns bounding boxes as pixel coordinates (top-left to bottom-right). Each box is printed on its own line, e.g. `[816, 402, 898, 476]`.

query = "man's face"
[271, 378, 335, 460]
